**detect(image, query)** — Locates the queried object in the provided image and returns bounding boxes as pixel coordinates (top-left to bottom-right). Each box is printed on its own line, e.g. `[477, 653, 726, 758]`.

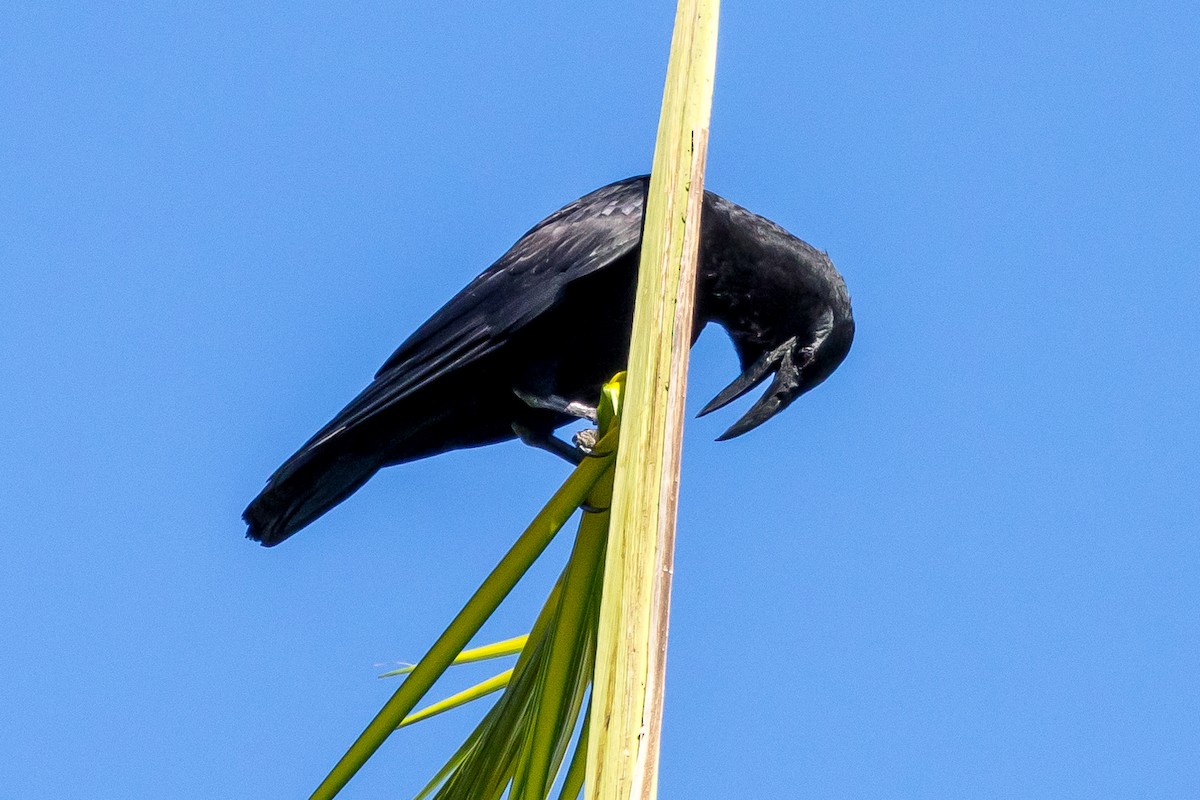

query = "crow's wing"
[294, 176, 649, 451]
[378, 177, 647, 376]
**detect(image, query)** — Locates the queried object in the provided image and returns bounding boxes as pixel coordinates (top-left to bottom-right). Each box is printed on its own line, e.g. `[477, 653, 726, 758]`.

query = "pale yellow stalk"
[585, 1, 719, 798]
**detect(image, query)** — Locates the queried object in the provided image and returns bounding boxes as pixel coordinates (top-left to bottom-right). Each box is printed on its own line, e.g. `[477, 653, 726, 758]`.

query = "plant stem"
[586, 1, 719, 798]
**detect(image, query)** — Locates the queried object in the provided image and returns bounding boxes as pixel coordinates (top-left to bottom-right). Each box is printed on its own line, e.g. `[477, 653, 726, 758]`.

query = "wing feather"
[375, 176, 647, 378]
[283, 176, 648, 465]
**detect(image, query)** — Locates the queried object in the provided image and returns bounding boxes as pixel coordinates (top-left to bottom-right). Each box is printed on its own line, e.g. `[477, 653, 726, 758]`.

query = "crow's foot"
[511, 422, 584, 465]
[512, 387, 598, 421]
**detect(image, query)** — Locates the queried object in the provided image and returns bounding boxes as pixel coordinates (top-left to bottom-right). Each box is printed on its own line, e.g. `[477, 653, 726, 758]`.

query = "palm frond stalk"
[587, 0, 718, 796]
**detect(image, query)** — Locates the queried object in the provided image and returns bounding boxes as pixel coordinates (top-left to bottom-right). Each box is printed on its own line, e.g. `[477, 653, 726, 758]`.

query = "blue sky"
[3, 2, 1197, 797]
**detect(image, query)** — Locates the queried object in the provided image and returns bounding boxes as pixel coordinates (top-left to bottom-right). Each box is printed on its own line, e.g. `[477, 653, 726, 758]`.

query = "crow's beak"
[698, 336, 807, 441]
[697, 339, 789, 417]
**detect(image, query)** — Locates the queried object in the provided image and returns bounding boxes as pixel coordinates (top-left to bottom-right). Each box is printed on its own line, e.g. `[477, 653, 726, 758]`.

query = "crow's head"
[697, 235, 854, 441]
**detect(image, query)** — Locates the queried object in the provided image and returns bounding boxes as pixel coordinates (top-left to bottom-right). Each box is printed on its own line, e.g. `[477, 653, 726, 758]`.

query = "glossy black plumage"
[244, 176, 853, 546]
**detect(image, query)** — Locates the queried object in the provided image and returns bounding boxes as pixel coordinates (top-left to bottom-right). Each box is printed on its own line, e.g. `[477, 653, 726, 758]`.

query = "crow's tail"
[243, 441, 383, 547]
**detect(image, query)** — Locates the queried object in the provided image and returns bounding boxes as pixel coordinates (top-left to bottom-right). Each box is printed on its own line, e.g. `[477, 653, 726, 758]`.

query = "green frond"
[380, 636, 528, 679]
[400, 669, 513, 728]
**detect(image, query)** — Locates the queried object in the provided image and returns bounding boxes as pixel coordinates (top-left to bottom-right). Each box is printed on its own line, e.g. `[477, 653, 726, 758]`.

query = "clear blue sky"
[3, 3, 1197, 798]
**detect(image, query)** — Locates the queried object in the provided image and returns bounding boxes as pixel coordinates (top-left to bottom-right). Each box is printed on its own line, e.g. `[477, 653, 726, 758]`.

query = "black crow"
[244, 176, 853, 546]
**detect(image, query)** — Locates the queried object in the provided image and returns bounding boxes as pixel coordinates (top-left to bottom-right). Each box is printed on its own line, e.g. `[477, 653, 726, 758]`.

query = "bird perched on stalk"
[244, 176, 854, 546]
